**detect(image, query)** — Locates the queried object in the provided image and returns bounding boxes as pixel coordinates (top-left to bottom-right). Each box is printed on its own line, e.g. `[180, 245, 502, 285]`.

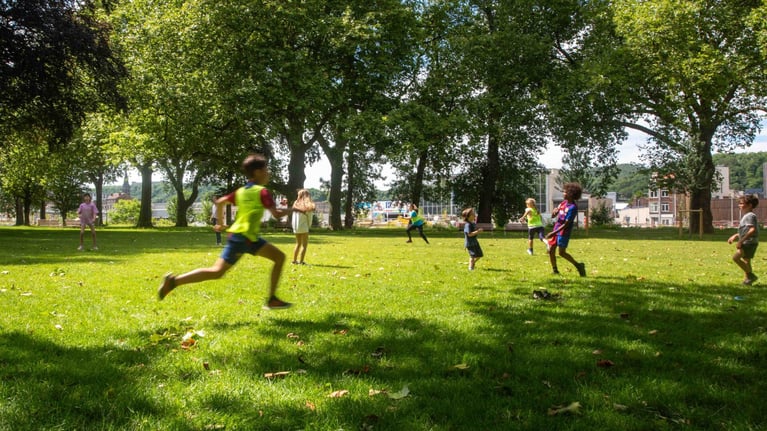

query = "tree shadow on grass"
[470, 276, 767, 429]
[188, 275, 767, 430]
[0, 331, 159, 430]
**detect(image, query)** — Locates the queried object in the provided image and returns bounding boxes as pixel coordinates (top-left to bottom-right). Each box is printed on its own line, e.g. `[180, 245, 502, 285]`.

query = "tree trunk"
[137, 163, 154, 228]
[174, 185, 199, 227]
[688, 132, 716, 234]
[477, 125, 500, 225]
[23, 191, 32, 226]
[14, 197, 24, 226]
[410, 149, 428, 207]
[93, 173, 104, 226]
[343, 150, 355, 229]
[286, 150, 307, 200]
[326, 147, 345, 230]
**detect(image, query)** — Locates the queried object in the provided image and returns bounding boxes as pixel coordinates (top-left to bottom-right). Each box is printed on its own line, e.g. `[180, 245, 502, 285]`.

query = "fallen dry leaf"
[453, 363, 470, 370]
[548, 401, 582, 416]
[305, 401, 316, 411]
[597, 359, 615, 368]
[264, 371, 291, 379]
[369, 388, 387, 396]
[592, 349, 603, 355]
[328, 389, 349, 398]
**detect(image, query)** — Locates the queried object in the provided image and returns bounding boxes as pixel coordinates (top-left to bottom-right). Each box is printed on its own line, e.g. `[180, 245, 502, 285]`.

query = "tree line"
[2, 0, 766, 232]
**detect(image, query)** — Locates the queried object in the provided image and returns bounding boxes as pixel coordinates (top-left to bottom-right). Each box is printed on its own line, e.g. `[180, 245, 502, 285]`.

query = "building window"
[661, 190, 669, 197]
[650, 190, 658, 198]
[661, 203, 669, 212]
[650, 203, 658, 213]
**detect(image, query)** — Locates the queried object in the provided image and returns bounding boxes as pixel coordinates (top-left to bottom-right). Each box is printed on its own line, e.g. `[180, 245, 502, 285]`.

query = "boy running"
[157, 154, 291, 309]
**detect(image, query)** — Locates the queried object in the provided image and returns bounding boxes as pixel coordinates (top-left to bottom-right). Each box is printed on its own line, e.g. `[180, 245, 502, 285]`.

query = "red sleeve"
[222, 192, 236, 204]
[260, 188, 275, 208]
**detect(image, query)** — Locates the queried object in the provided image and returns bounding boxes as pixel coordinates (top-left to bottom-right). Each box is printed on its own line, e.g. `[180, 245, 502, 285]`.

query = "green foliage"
[0, 0, 125, 146]
[713, 151, 767, 191]
[108, 199, 140, 225]
[606, 164, 651, 201]
[589, 202, 614, 226]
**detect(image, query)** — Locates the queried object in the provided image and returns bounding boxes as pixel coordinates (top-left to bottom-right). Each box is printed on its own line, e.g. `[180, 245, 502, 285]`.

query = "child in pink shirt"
[77, 193, 98, 250]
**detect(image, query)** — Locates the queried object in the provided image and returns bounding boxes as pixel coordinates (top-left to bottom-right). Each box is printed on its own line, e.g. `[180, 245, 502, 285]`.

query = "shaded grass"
[0, 226, 765, 430]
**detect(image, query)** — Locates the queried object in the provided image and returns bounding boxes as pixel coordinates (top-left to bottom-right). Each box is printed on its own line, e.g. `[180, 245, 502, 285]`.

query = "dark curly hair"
[563, 182, 583, 201]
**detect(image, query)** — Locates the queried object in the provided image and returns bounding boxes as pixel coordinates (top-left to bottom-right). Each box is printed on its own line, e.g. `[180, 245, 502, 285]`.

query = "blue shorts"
[549, 233, 571, 249]
[220, 234, 267, 265]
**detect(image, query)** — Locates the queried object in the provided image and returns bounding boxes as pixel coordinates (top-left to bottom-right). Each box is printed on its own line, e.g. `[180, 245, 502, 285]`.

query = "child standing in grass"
[462, 207, 484, 270]
[291, 188, 315, 264]
[728, 194, 759, 285]
[77, 193, 98, 251]
[546, 182, 586, 277]
[518, 198, 545, 255]
[158, 154, 292, 310]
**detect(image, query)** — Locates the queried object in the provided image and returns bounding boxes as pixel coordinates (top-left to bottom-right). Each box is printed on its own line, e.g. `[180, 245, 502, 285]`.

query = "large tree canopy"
[565, 0, 767, 232]
[0, 0, 125, 146]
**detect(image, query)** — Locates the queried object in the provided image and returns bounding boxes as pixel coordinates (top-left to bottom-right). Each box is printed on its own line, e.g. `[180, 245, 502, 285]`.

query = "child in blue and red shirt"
[546, 182, 586, 277]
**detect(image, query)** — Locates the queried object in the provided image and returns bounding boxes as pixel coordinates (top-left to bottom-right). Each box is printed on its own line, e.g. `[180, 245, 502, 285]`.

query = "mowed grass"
[0, 225, 765, 430]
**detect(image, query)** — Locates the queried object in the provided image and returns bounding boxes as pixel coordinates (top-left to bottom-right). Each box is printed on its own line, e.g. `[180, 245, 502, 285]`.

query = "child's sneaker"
[263, 297, 292, 310]
[744, 273, 758, 285]
[77, 245, 84, 251]
[576, 262, 587, 277]
[527, 248, 533, 255]
[92, 246, 98, 250]
[157, 273, 175, 300]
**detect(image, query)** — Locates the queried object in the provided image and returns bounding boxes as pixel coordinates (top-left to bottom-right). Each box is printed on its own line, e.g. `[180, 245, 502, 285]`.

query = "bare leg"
[292, 235, 301, 263]
[558, 247, 579, 268]
[298, 233, 309, 262]
[732, 250, 752, 279]
[548, 245, 558, 271]
[79, 226, 85, 248]
[90, 226, 97, 247]
[256, 242, 286, 299]
[173, 258, 232, 287]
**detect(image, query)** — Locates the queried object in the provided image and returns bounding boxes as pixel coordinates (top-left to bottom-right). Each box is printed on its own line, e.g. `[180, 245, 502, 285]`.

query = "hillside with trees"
[712, 152, 767, 192]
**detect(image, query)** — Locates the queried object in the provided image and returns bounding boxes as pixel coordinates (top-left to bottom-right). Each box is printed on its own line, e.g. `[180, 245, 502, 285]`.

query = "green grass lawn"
[0, 225, 765, 430]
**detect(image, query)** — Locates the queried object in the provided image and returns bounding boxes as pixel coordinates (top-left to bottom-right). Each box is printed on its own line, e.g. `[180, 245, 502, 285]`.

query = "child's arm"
[518, 209, 530, 223]
[727, 233, 739, 244]
[546, 219, 571, 238]
[269, 205, 288, 219]
[213, 196, 229, 231]
[468, 227, 483, 237]
[736, 226, 756, 247]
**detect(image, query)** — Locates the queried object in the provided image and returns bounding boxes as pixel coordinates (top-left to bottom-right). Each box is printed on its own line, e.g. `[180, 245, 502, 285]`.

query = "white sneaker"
[77, 245, 83, 251]
[92, 246, 98, 250]
[527, 249, 533, 255]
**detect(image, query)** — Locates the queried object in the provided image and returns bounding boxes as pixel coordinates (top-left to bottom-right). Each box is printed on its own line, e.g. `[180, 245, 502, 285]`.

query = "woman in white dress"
[291, 189, 315, 264]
